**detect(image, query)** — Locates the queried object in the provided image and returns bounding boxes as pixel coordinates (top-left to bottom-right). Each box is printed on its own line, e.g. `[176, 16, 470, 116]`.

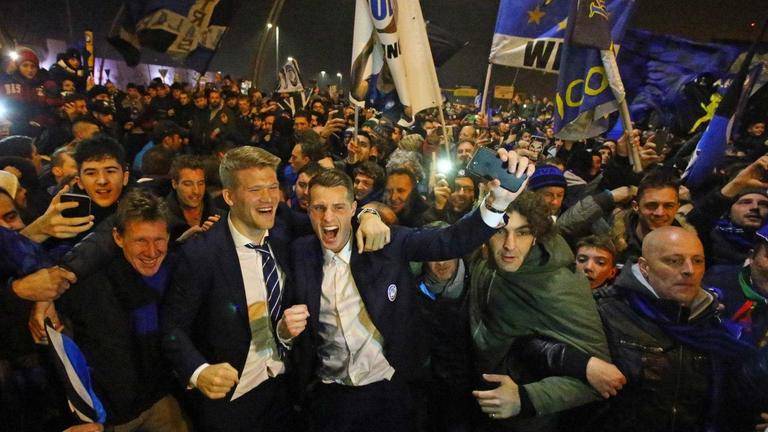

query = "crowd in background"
[2, 43, 768, 432]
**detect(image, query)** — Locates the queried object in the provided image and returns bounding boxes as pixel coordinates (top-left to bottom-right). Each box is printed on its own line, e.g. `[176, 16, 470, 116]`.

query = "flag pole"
[480, 63, 493, 116]
[601, 48, 642, 173]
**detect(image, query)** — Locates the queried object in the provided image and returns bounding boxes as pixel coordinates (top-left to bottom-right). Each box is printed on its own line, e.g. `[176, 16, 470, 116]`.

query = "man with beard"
[338, 131, 379, 178]
[291, 162, 324, 212]
[385, 167, 429, 228]
[165, 155, 222, 242]
[687, 156, 768, 265]
[426, 169, 478, 224]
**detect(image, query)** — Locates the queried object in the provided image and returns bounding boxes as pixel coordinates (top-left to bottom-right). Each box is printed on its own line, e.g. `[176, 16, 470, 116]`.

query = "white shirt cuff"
[189, 363, 210, 389]
[479, 197, 507, 228]
[276, 319, 294, 349]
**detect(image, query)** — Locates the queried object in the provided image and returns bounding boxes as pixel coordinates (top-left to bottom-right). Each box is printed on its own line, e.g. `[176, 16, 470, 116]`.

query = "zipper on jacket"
[618, 338, 664, 353]
[669, 306, 685, 431]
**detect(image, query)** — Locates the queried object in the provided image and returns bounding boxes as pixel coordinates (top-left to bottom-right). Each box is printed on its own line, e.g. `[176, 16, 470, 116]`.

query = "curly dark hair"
[505, 191, 556, 239]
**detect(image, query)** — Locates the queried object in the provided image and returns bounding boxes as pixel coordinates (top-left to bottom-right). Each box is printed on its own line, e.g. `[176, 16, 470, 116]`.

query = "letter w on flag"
[108, 0, 239, 73]
[488, 0, 631, 74]
[553, 0, 635, 140]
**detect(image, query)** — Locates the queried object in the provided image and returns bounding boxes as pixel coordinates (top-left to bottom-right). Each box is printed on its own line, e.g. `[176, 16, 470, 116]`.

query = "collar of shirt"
[227, 213, 270, 249]
[323, 240, 352, 266]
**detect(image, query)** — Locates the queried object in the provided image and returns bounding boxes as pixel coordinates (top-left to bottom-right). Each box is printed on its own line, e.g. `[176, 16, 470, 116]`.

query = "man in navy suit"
[288, 150, 534, 432]
[161, 146, 389, 432]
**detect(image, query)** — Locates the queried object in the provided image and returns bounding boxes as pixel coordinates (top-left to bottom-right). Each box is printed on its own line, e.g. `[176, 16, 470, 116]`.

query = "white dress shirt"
[316, 240, 396, 386]
[189, 215, 286, 401]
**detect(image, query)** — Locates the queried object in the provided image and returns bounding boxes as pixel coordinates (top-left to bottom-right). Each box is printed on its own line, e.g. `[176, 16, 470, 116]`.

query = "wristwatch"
[356, 207, 381, 222]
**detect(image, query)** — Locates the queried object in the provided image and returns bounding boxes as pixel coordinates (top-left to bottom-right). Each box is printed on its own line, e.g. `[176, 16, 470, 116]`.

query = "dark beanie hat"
[734, 187, 768, 202]
[528, 165, 567, 191]
[64, 48, 81, 60]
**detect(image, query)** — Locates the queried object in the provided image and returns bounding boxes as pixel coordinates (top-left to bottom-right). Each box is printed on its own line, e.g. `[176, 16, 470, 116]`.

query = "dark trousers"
[309, 377, 414, 432]
[192, 375, 292, 432]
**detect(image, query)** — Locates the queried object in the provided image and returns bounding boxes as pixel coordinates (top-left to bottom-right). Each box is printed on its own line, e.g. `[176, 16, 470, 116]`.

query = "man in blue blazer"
[161, 146, 389, 432]
[288, 149, 534, 432]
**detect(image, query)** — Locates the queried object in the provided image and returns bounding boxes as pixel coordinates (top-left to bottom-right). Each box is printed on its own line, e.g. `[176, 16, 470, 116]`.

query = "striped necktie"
[246, 240, 282, 328]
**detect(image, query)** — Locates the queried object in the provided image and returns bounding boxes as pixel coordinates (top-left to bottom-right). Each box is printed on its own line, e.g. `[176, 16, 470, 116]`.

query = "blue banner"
[489, 0, 632, 73]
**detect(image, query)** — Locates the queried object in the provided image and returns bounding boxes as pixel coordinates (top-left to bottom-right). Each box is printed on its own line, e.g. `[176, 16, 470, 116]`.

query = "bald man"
[589, 227, 754, 431]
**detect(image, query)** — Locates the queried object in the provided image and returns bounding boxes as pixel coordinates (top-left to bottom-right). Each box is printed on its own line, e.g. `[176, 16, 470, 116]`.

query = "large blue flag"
[616, 29, 743, 134]
[108, 0, 239, 73]
[683, 61, 765, 191]
[553, 0, 635, 140]
[489, 0, 632, 73]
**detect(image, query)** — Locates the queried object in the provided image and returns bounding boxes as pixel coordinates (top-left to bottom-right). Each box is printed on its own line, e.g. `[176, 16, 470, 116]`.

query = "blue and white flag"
[108, 0, 239, 73]
[489, 0, 632, 73]
[350, 0, 441, 125]
[276, 58, 304, 94]
[46, 320, 107, 424]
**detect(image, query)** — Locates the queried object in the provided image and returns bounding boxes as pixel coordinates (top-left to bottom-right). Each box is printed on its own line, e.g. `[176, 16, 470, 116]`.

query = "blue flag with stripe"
[553, 0, 635, 140]
[489, 0, 632, 73]
[46, 320, 107, 424]
[108, 0, 239, 73]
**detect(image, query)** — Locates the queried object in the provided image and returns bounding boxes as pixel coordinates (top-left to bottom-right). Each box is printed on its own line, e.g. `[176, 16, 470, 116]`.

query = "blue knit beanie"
[528, 165, 566, 191]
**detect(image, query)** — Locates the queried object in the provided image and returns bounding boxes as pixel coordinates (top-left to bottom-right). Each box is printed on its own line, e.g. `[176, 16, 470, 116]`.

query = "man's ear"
[122, 169, 129, 186]
[112, 227, 124, 249]
[638, 256, 649, 276]
[631, 199, 639, 212]
[222, 188, 234, 207]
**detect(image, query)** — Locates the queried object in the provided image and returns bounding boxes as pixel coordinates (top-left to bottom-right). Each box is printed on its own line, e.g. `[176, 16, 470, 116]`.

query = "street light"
[266, 23, 273, 29]
[336, 72, 342, 86]
[287, 56, 294, 62]
[275, 26, 280, 77]
[8, 51, 18, 61]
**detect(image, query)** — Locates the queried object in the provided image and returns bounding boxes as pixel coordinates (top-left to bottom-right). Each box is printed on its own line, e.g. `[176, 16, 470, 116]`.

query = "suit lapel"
[305, 238, 325, 339]
[215, 221, 250, 327]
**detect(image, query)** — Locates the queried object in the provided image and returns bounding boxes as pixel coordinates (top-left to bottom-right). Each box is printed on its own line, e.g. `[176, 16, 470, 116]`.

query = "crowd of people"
[2, 43, 768, 432]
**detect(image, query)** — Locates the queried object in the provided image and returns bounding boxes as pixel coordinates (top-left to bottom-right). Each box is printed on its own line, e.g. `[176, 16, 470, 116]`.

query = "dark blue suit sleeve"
[400, 208, 497, 263]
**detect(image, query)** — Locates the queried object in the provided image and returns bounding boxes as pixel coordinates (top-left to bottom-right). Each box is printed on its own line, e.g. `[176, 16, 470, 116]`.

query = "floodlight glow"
[8, 51, 18, 61]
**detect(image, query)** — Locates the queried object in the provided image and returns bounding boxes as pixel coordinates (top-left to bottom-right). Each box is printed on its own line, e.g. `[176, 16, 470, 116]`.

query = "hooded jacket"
[469, 233, 609, 429]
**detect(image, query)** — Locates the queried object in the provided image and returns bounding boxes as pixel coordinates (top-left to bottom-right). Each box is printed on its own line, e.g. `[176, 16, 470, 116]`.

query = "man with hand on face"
[161, 146, 390, 432]
[288, 149, 534, 432]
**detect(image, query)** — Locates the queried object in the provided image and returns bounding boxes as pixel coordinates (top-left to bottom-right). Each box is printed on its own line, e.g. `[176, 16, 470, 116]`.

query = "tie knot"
[246, 242, 270, 255]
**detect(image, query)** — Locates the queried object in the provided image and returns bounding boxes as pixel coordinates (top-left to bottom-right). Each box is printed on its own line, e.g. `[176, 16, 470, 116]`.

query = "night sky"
[2, 0, 765, 95]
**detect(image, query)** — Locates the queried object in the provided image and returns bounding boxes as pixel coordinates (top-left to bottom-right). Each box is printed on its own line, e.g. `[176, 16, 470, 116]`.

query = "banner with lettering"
[553, 0, 634, 140]
[489, 0, 632, 73]
[108, 0, 239, 73]
[350, 0, 441, 125]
